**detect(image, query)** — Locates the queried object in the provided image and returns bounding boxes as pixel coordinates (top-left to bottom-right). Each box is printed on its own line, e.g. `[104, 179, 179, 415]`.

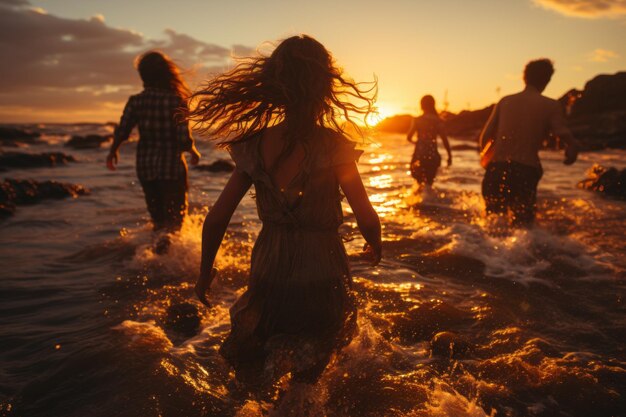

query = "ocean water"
[0, 125, 625, 417]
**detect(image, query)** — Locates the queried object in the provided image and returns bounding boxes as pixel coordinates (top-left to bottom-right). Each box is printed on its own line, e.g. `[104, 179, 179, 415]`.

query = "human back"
[413, 113, 442, 153]
[258, 123, 307, 206]
[493, 88, 566, 168]
[230, 124, 363, 230]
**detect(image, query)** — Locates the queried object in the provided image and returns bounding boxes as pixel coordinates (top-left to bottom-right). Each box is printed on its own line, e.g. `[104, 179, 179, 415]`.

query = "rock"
[0, 152, 76, 169]
[558, 72, 626, 150]
[65, 134, 112, 149]
[444, 105, 494, 139]
[570, 72, 626, 117]
[0, 126, 41, 141]
[375, 114, 413, 134]
[430, 331, 473, 359]
[578, 164, 626, 199]
[0, 139, 21, 148]
[0, 204, 14, 217]
[0, 126, 41, 146]
[0, 178, 89, 219]
[566, 111, 626, 150]
[376, 106, 494, 140]
[165, 302, 201, 336]
[194, 159, 235, 173]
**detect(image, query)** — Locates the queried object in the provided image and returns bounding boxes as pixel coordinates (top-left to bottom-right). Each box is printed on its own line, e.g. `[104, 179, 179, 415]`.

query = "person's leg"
[424, 154, 441, 186]
[161, 176, 188, 233]
[140, 179, 166, 231]
[510, 163, 543, 227]
[482, 162, 508, 216]
[291, 351, 332, 384]
[411, 159, 428, 188]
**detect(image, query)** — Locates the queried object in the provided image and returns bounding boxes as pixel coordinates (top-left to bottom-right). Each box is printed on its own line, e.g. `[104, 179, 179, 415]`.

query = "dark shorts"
[482, 161, 543, 227]
[411, 153, 441, 186]
[140, 176, 188, 232]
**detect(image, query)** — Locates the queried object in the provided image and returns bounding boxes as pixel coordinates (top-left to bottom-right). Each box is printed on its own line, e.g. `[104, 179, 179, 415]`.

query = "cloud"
[0, 0, 30, 7]
[588, 48, 620, 62]
[532, 0, 626, 19]
[232, 44, 257, 58]
[156, 28, 230, 61]
[0, 3, 251, 122]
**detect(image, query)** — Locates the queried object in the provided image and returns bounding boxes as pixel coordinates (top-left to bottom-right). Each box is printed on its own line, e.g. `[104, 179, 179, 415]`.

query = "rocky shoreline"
[0, 152, 77, 171]
[0, 178, 89, 218]
[578, 165, 626, 200]
[377, 71, 626, 152]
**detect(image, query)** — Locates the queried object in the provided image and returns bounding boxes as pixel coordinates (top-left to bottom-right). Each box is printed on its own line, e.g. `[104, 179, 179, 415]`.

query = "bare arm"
[335, 162, 382, 265]
[195, 169, 253, 305]
[439, 123, 452, 166]
[549, 104, 579, 165]
[107, 97, 137, 170]
[478, 103, 499, 151]
[559, 130, 579, 165]
[177, 100, 201, 165]
[406, 118, 417, 143]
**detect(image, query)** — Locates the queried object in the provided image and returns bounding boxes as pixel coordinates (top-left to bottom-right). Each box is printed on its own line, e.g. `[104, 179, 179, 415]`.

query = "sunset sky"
[0, 0, 625, 123]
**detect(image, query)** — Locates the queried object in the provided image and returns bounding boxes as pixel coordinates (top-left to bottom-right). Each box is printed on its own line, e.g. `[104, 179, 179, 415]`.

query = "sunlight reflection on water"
[1, 128, 625, 417]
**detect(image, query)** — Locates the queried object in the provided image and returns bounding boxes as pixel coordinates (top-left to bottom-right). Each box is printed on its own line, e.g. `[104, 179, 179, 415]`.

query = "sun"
[366, 105, 398, 126]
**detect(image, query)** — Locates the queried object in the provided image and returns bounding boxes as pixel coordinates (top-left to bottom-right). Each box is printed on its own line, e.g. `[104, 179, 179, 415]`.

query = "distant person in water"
[189, 35, 381, 390]
[479, 59, 579, 227]
[107, 51, 201, 250]
[406, 95, 452, 190]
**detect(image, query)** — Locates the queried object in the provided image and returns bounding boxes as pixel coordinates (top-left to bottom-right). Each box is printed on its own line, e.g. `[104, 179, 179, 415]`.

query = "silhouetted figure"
[107, 51, 201, 250]
[479, 59, 578, 227]
[190, 35, 382, 390]
[406, 95, 452, 190]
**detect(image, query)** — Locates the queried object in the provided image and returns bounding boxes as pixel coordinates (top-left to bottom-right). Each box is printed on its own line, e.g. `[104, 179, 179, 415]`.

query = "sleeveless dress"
[410, 114, 444, 186]
[221, 130, 360, 384]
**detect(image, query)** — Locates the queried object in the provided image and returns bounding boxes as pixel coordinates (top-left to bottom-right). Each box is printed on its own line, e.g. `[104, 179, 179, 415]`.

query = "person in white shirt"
[479, 59, 579, 227]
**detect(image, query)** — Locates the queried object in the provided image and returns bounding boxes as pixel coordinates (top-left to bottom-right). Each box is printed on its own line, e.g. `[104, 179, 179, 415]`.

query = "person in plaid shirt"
[107, 51, 201, 247]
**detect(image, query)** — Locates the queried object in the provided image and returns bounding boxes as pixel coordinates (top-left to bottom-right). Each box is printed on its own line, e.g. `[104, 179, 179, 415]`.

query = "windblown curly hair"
[186, 35, 377, 153]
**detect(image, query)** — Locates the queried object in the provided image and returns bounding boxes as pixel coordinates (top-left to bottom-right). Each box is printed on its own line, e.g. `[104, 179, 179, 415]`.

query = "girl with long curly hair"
[190, 35, 382, 388]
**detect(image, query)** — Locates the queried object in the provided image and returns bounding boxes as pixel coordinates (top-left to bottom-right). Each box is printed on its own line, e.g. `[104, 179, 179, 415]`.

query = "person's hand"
[106, 150, 119, 171]
[363, 242, 382, 266]
[563, 145, 578, 165]
[195, 267, 217, 306]
[447, 155, 452, 167]
[190, 146, 201, 166]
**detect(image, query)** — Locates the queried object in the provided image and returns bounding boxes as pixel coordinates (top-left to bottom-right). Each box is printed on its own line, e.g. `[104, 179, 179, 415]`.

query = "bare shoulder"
[499, 92, 520, 104]
[228, 130, 262, 153]
[412, 115, 429, 127]
[538, 95, 563, 113]
[543, 95, 561, 107]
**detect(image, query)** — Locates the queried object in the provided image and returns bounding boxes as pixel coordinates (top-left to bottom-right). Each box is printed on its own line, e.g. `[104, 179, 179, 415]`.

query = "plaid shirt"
[114, 88, 194, 181]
